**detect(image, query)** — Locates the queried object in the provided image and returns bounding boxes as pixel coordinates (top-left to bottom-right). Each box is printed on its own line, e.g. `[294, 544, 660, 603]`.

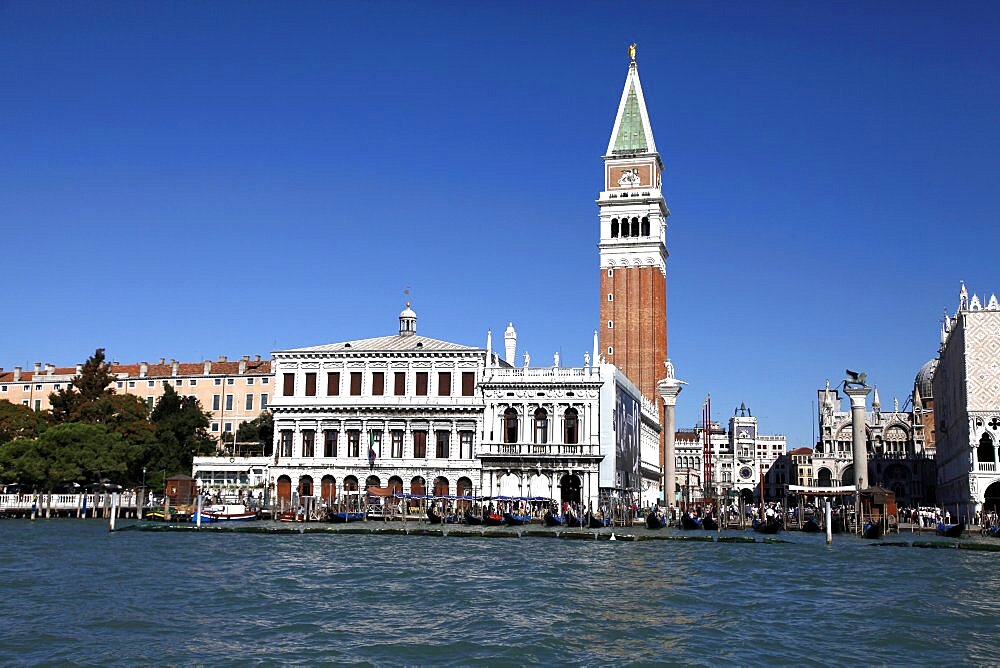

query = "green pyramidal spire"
[613, 82, 648, 154]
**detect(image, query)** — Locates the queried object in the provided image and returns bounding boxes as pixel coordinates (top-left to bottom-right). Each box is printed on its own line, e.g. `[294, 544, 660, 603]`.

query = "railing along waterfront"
[0, 492, 139, 516]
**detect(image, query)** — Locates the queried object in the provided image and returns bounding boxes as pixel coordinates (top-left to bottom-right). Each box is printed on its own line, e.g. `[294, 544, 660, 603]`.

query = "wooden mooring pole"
[825, 501, 832, 545]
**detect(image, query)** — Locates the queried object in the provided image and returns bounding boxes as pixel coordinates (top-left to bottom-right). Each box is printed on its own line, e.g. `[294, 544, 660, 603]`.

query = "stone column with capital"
[845, 386, 871, 490]
[657, 359, 684, 509]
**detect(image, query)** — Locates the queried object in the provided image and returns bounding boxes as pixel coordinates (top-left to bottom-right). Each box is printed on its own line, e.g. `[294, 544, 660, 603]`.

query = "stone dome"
[399, 304, 417, 319]
[914, 358, 938, 399]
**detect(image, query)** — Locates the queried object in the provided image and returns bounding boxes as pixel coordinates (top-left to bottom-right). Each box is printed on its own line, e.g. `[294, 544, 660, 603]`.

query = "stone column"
[845, 386, 871, 490]
[657, 362, 684, 510]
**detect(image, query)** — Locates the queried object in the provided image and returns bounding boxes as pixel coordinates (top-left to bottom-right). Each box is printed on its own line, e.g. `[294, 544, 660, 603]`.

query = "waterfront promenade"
[0, 492, 141, 518]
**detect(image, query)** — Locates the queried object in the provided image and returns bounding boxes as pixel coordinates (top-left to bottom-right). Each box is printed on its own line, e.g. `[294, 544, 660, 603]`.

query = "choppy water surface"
[2, 521, 999, 665]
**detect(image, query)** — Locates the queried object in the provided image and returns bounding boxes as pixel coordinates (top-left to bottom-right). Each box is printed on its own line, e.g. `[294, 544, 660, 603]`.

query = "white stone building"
[934, 283, 1000, 518]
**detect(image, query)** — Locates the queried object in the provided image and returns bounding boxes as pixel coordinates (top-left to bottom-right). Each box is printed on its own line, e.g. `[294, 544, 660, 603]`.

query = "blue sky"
[2, 3, 999, 447]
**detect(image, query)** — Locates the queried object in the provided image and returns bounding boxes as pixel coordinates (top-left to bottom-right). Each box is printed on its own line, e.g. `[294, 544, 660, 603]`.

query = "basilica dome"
[914, 358, 938, 399]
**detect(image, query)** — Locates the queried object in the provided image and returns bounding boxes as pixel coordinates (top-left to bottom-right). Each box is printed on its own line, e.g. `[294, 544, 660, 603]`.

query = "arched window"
[410, 476, 426, 496]
[610, 218, 619, 238]
[534, 408, 548, 444]
[641, 216, 650, 236]
[433, 476, 449, 497]
[504, 407, 518, 444]
[978, 433, 995, 465]
[564, 407, 579, 444]
[631, 217, 640, 237]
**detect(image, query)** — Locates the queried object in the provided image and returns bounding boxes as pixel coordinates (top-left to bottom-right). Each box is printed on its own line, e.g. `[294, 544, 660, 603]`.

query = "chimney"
[203, 360, 212, 376]
[75, 363, 83, 376]
[171, 360, 180, 377]
[34, 362, 41, 374]
[13, 367, 21, 382]
[254, 354, 261, 362]
[239, 355, 248, 374]
[46, 364, 55, 375]
[217, 355, 227, 362]
[139, 362, 148, 378]
[158, 357, 165, 365]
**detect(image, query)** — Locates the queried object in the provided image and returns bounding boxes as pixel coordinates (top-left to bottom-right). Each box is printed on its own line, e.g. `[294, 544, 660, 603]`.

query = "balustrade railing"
[480, 442, 599, 457]
[978, 462, 997, 473]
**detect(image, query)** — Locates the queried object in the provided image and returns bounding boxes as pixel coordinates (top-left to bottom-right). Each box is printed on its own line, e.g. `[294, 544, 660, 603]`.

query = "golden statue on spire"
[628, 43, 637, 64]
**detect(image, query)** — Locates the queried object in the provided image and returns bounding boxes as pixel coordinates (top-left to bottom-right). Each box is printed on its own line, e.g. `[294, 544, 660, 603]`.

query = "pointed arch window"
[534, 408, 548, 444]
[564, 407, 579, 445]
[978, 433, 995, 465]
[503, 407, 518, 444]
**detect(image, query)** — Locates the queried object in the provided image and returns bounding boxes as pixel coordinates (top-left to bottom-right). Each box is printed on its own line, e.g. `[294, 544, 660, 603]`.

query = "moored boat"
[191, 504, 258, 523]
[543, 510, 565, 527]
[484, 513, 504, 527]
[464, 509, 484, 525]
[862, 521, 884, 539]
[802, 518, 822, 533]
[702, 516, 719, 531]
[503, 512, 532, 526]
[680, 513, 703, 530]
[936, 522, 964, 538]
[645, 511, 667, 530]
[427, 508, 457, 524]
[587, 513, 610, 529]
[752, 518, 782, 534]
[987, 526, 1000, 538]
[328, 510, 366, 523]
[565, 511, 584, 528]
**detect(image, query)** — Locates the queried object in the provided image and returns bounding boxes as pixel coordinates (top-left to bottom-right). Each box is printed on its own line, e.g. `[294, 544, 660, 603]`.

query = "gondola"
[830, 516, 845, 534]
[862, 521, 884, 539]
[484, 513, 504, 527]
[565, 511, 584, 528]
[702, 516, 719, 531]
[936, 522, 964, 538]
[543, 510, 565, 527]
[802, 518, 822, 533]
[427, 508, 456, 524]
[503, 512, 532, 526]
[645, 511, 667, 530]
[587, 513, 610, 529]
[986, 526, 1000, 538]
[752, 518, 782, 534]
[328, 511, 366, 523]
[680, 513, 703, 530]
[464, 509, 484, 525]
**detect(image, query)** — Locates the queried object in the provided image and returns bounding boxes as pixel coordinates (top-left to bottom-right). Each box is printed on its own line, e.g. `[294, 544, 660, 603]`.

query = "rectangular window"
[225, 394, 233, 411]
[415, 372, 428, 396]
[146, 397, 154, 409]
[247, 378, 254, 385]
[262, 377, 269, 384]
[214, 378, 221, 385]
[435, 431, 450, 458]
[350, 372, 362, 396]
[460, 431, 473, 459]
[347, 430, 360, 457]
[461, 372, 475, 397]
[394, 372, 405, 396]
[302, 430, 315, 458]
[280, 430, 292, 457]
[245, 394, 253, 410]
[305, 372, 317, 397]
[261, 394, 268, 409]
[147, 380, 154, 388]
[189, 379, 197, 386]
[116, 382, 123, 389]
[324, 431, 338, 457]
[211, 422, 219, 432]
[283, 373, 294, 396]
[34, 399, 41, 411]
[391, 430, 403, 458]
[227, 378, 234, 385]
[370, 431, 382, 458]
[224, 422, 232, 432]
[327, 372, 340, 396]
[212, 395, 221, 410]
[371, 372, 384, 396]
[413, 430, 427, 458]
[438, 372, 451, 396]
[129, 381, 135, 388]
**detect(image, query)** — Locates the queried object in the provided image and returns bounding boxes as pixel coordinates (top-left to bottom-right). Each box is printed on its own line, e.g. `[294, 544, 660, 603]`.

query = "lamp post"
[141, 466, 147, 518]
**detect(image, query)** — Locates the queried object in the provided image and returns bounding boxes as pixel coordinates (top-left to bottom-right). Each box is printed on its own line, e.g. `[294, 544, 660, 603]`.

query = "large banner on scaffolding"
[614, 383, 641, 492]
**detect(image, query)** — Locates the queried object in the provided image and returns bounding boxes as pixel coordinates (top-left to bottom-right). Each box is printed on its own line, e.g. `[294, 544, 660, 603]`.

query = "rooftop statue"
[628, 43, 637, 63]
[843, 369, 868, 391]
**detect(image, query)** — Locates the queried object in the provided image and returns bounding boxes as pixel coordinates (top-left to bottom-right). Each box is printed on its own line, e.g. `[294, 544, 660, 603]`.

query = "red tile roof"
[0, 359, 271, 383]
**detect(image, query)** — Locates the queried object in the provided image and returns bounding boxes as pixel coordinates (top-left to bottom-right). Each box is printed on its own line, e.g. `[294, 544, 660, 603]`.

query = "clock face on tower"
[739, 466, 753, 480]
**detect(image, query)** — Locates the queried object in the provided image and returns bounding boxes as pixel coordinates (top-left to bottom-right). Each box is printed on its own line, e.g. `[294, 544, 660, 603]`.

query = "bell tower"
[598, 45, 670, 489]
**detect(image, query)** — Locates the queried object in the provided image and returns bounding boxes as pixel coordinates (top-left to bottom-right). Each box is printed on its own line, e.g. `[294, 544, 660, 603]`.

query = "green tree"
[0, 423, 139, 491]
[49, 348, 116, 423]
[0, 399, 50, 445]
[235, 410, 273, 455]
[144, 385, 215, 489]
